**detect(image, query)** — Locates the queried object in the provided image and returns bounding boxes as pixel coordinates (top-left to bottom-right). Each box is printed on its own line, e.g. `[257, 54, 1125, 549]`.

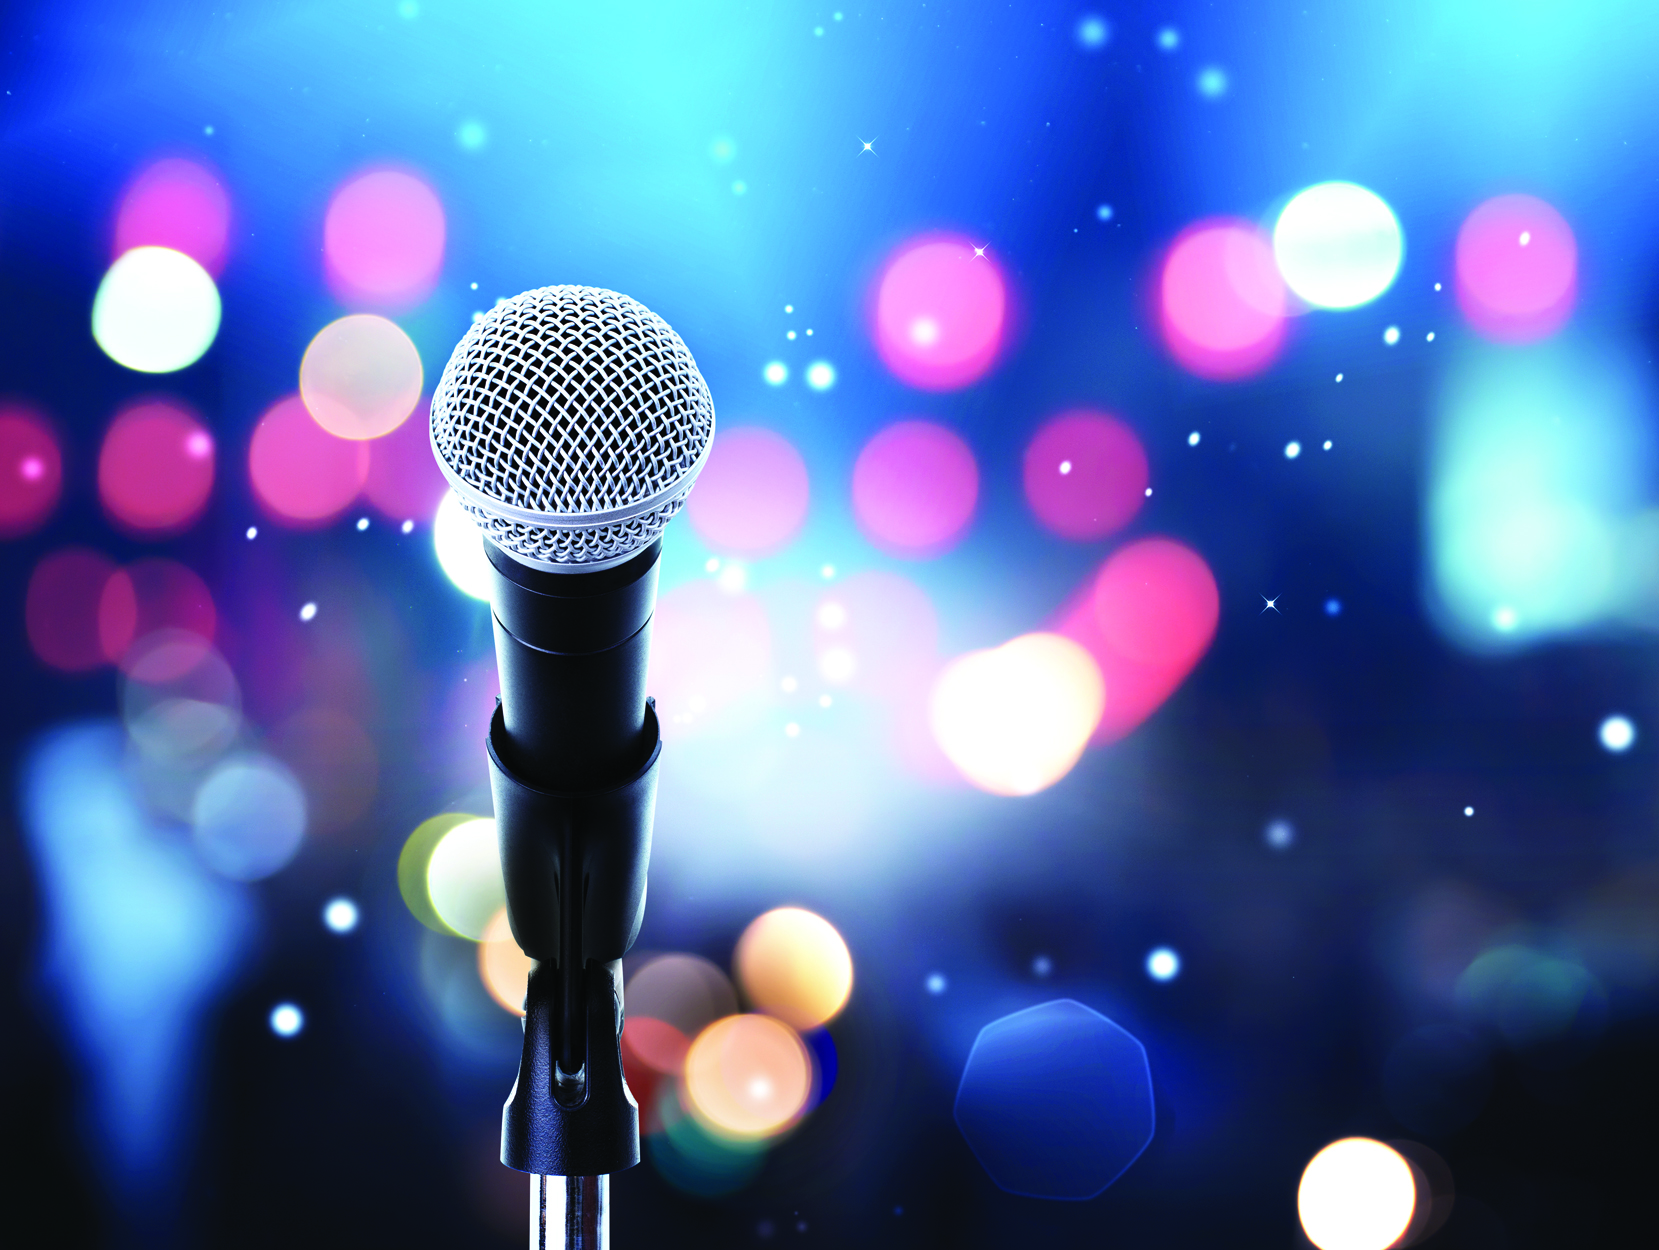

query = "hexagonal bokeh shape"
[954, 998, 1155, 1200]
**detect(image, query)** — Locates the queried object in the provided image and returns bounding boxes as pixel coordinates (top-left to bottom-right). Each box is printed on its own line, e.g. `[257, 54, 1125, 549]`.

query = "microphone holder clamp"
[486, 698, 660, 1177]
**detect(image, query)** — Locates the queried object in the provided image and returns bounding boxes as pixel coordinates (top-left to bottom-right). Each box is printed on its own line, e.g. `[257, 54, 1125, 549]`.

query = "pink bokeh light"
[0, 405, 62, 538]
[871, 233, 1008, 391]
[1053, 538, 1219, 743]
[1023, 410, 1148, 540]
[363, 397, 448, 522]
[114, 157, 231, 275]
[323, 168, 446, 309]
[1455, 194, 1577, 343]
[98, 400, 215, 535]
[98, 558, 217, 676]
[684, 426, 809, 558]
[852, 420, 978, 557]
[248, 395, 370, 526]
[26, 549, 120, 671]
[1158, 219, 1288, 381]
[648, 579, 773, 738]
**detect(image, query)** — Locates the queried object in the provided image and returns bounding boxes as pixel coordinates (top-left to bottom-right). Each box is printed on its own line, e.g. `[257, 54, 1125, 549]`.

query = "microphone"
[429, 285, 715, 1246]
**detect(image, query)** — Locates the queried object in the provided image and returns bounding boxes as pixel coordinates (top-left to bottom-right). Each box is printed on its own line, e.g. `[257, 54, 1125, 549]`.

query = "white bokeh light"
[269, 1003, 305, 1038]
[1273, 182, 1404, 310]
[805, 360, 836, 391]
[1146, 947, 1181, 981]
[1298, 1138, 1417, 1250]
[929, 633, 1104, 797]
[425, 817, 504, 940]
[322, 896, 360, 933]
[1599, 714, 1635, 752]
[92, 246, 222, 373]
[433, 490, 493, 601]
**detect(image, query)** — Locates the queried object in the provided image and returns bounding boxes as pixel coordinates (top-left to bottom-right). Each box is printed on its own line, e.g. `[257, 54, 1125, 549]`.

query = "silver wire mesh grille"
[430, 285, 715, 569]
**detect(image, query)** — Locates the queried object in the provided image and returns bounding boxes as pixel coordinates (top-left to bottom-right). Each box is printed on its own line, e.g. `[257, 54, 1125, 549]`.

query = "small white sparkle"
[1285, 441, 1302, 459]
[1519, 231, 1531, 247]
[245, 525, 258, 540]
[299, 602, 318, 622]
[1464, 806, 1475, 817]
[972, 244, 987, 258]
[1058, 459, 1073, 475]
[1335, 373, 1344, 383]
[1426, 331, 1436, 342]
[355, 516, 369, 531]
[400, 519, 414, 534]
[859, 138, 876, 155]
[1323, 440, 1333, 451]
[1383, 325, 1401, 346]
[1261, 595, 1282, 614]
[1144, 487, 1153, 496]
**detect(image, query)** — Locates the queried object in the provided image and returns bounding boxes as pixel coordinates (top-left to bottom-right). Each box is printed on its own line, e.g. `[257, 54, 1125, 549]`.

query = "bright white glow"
[1600, 714, 1636, 752]
[816, 601, 847, 630]
[1285, 441, 1302, 459]
[1273, 182, 1404, 310]
[1058, 459, 1073, 475]
[270, 1003, 305, 1038]
[1323, 440, 1333, 450]
[929, 633, 1104, 796]
[1076, 14, 1108, 48]
[1197, 66, 1228, 97]
[763, 361, 788, 385]
[246, 526, 258, 540]
[818, 646, 857, 684]
[1096, 203, 1114, 221]
[925, 972, 947, 994]
[1428, 342, 1653, 651]
[425, 817, 503, 940]
[434, 490, 493, 601]
[1383, 325, 1401, 346]
[92, 246, 222, 373]
[1297, 1138, 1417, 1250]
[805, 360, 836, 391]
[820, 563, 837, 579]
[401, 519, 414, 534]
[716, 562, 749, 594]
[1188, 431, 1200, 446]
[1464, 806, 1475, 816]
[909, 317, 939, 346]
[1146, 947, 1181, 981]
[784, 721, 801, 738]
[356, 517, 370, 531]
[299, 602, 317, 622]
[323, 896, 359, 933]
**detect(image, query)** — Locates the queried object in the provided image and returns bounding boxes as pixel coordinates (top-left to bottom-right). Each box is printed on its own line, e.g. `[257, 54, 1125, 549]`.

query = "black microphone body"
[485, 538, 664, 1179]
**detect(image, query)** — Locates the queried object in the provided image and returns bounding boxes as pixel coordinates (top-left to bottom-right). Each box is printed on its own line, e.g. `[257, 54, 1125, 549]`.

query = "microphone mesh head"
[430, 285, 715, 571]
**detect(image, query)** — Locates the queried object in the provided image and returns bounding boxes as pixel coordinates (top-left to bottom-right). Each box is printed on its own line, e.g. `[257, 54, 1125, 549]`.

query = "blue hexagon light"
[954, 998, 1154, 1200]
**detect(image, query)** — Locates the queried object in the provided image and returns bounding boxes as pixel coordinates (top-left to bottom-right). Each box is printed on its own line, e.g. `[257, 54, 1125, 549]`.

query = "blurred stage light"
[322, 897, 359, 934]
[97, 400, 214, 534]
[425, 817, 504, 940]
[114, 158, 231, 275]
[684, 427, 810, 558]
[683, 1014, 814, 1139]
[1075, 14, 1108, 49]
[92, 246, 221, 373]
[1382, 1024, 1493, 1137]
[1052, 538, 1219, 743]
[930, 633, 1104, 796]
[1265, 818, 1295, 850]
[323, 168, 445, 308]
[1196, 66, 1228, 98]
[25, 548, 121, 671]
[1297, 1138, 1417, 1250]
[870, 233, 1008, 391]
[361, 407, 446, 522]
[955, 999, 1154, 1199]
[648, 1083, 768, 1197]
[646, 577, 772, 735]
[1023, 410, 1147, 540]
[804, 360, 836, 390]
[1145, 947, 1181, 981]
[1455, 945, 1602, 1047]
[0, 404, 63, 536]
[1599, 714, 1636, 752]
[121, 637, 240, 794]
[397, 813, 483, 935]
[299, 314, 424, 440]
[477, 907, 532, 1015]
[851, 420, 978, 557]
[433, 489, 493, 599]
[734, 906, 854, 1030]
[1272, 182, 1403, 309]
[1159, 220, 1286, 380]
[248, 395, 369, 526]
[269, 707, 379, 833]
[99, 559, 217, 675]
[192, 753, 307, 882]
[1456, 194, 1576, 343]
[926, 972, 947, 994]
[1426, 341, 1653, 650]
[269, 1003, 305, 1038]
[762, 360, 788, 385]
[627, 954, 739, 1050]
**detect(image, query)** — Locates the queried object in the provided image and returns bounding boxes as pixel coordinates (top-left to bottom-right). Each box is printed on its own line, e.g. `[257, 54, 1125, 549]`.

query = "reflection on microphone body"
[429, 286, 715, 1249]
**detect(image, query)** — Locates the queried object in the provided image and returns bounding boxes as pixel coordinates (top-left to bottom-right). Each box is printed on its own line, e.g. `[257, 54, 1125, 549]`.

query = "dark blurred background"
[3, 2, 1657, 1246]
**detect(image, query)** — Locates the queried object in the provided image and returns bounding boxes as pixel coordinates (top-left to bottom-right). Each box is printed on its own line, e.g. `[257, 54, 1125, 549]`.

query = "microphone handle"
[484, 539, 663, 1228]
